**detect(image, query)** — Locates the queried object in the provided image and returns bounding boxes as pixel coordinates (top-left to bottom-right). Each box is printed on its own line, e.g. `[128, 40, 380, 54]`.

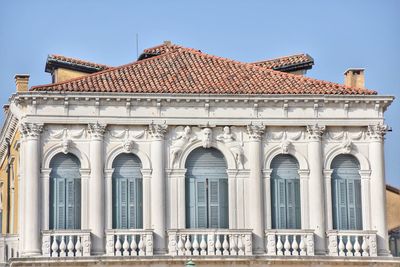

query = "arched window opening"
[50, 153, 81, 230]
[185, 147, 228, 229]
[331, 154, 362, 230]
[112, 153, 143, 229]
[271, 154, 301, 229]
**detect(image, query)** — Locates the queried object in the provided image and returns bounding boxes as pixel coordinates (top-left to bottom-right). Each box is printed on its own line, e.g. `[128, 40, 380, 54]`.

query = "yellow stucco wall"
[0, 130, 20, 234]
[54, 68, 90, 83]
[386, 186, 400, 231]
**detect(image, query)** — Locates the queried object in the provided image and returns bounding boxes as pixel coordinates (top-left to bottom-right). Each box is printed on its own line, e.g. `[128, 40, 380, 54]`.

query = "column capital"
[367, 123, 388, 141]
[149, 122, 168, 140]
[247, 124, 265, 141]
[19, 122, 43, 138]
[306, 124, 325, 140]
[88, 122, 107, 139]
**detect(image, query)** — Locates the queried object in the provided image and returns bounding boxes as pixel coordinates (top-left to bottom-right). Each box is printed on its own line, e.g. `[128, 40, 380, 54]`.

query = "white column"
[359, 170, 372, 230]
[227, 169, 238, 229]
[19, 123, 43, 256]
[167, 169, 186, 229]
[88, 122, 106, 255]
[104, 169, 114, 230]
[323, 170, 333, 231]
[262, 169, 272, 229]
[299, 169, 310, 229]
[40, 169, 51, 230]
[141, 169, 152, 230]
[368, 123, 390, 256]
[80, 169, 90, 229]
[306, 124, 326, 255]
[246, 124, 265, 254]
[149, 123, 168, 254]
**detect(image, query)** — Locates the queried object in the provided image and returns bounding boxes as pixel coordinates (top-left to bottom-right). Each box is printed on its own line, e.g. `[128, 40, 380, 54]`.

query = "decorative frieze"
[170, 126, 197, 167]
[217, 126, 244, 169]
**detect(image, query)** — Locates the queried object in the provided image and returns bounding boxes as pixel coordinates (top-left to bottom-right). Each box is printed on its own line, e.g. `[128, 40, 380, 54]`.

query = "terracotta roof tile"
[47, 54, 111, 71]
[32, 44, 376, 95]
[252, 54, 314, 70]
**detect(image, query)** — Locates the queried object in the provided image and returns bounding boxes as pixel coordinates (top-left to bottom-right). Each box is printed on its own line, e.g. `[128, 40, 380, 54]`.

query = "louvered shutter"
[112, 153, 143, 229]
[49, 153, 81, 230]
[271, 154, 301, 229]
[331, 155, 362, 230]
[185, 147, 228, 229]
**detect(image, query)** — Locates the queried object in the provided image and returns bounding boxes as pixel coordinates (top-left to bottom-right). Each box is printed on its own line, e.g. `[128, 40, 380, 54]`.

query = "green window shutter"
[271, 154, 301, 229]
[331, 155, 363, 230]
[185, 147, 228, 229]
[49, 153, 81, 230]
[112, 153, 143, 229]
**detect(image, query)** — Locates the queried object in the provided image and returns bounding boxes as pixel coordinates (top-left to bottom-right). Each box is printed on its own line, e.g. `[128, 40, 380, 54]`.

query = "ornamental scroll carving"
[19, 123, 43, 138]
[247, 124, 265, 141]
[148, 123, 168, 140]
[367, 123, 388, 141]
[88, 122, 107, 138]
[217, 126, 244, 169]
[306, 124, 325, 140]
[170, 126, 197, 167]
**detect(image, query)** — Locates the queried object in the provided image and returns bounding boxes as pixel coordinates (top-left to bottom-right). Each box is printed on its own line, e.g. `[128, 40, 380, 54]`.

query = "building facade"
[0, 42, 398, 266]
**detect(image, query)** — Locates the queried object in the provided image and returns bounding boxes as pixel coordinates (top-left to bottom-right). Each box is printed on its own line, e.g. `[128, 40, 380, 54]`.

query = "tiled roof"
[252, 54, 314, 71]
[46, 54, 111, 72]
[32, 44, 376, 95]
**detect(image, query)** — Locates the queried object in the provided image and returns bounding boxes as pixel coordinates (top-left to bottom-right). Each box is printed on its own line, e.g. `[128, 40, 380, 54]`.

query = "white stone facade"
[6, 92, 395, 261]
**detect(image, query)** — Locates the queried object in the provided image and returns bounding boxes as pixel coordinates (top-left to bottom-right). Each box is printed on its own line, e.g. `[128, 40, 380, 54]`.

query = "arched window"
[112, 153, 143, 229]
[185, 147, 228, 228]
[50, 153, 81, 230]
[331, 154, 362, 230]
[271, 154, 301, 229]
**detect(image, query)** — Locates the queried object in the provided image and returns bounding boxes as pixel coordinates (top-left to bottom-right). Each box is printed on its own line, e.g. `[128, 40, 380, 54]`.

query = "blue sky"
[1, 0, 399, 186]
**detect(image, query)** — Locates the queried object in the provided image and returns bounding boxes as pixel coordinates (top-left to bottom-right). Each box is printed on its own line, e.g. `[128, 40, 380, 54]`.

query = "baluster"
[75, 236, 82, 257]
[138, 235, 145, 256]
[192, 235, 200, 255]
[123, 235, 130, 256]
[200, 234, 207, 255]
[185, 235, 192, 255]
[229, 234, 237, 256]
[237, 235, 244, 256]
[299, 235, 306, 256]
[292, 235, 299, 256]
[284, 235, 291, 256]
[222, 235, 229, 255]
[354, 236, 361, 256]
[115, 235, 122, 256]
[361, 236, 369, 256]
[67, 235, 75, 257]
[345, 235, 353, 256]
[276, 235, 284, 256]
[131, 235, 138, 256]
[51, 237, 59, 257]
[177, 235, 185, 256]
[338, 236, 345, 256]
[215, 235, 222, 255]
[59, 236, 67, 257]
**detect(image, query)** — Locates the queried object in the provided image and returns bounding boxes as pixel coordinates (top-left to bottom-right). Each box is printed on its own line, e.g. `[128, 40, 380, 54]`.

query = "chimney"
[344, 68, 365, 88]
[163, 40, 172, 46]
[14, 74, 30, 92]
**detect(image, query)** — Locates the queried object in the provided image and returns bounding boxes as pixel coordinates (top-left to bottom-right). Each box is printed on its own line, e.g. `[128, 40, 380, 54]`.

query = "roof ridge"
[49, 54, 110, 68]
[251, 53, 310, 64]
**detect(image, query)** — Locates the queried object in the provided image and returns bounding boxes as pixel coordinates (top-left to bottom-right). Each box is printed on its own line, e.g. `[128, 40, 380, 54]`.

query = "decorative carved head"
[202, 128, 212, 148]
[223, 126, 230, 134]
[281, 140, 291, 154]
[123, 140, 135, 153]
[184, 126, 191, 135]
[61, 139, 71, 154]
[341, 139, 352, 154]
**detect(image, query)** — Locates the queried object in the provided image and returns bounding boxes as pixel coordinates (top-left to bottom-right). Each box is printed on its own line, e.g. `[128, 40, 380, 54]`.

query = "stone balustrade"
[167, 229, 252, 256]
[265, 229, 315, 256]
[327, 230, 377, 257]
[0, 234, 19, 264]
[42, 230, 91, 257]
[105, 229, 153, 256]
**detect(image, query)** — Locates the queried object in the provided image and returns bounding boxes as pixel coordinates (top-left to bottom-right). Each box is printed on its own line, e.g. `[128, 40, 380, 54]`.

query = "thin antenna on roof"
[136, 33, 139, 59]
